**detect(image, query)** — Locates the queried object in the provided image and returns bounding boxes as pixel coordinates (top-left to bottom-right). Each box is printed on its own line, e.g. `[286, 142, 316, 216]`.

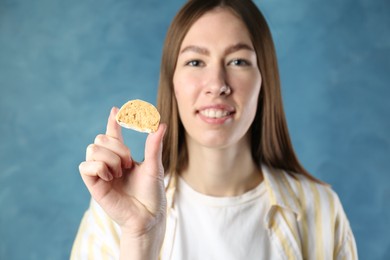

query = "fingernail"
[162, 124, 167, 136]
[111, 106, 119, 115]
[126, 158, 133, 169]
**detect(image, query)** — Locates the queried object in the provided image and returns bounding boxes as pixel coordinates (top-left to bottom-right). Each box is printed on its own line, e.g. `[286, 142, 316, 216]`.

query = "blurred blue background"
[0, 0, 389, 259]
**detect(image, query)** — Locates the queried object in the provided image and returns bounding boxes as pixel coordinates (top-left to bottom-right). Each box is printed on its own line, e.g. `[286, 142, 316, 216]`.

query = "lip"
[196, 104, 235, 125]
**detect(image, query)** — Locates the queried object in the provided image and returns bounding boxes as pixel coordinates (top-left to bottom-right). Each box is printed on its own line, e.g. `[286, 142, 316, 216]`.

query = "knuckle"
[86, 144, 98, 159]
[113, 155, 122, 168]
[78, 162, 86, 172]
[79, 161, 92, 176]
[94, 134, 107, 144]
[112, 156, 123, 176]
[95, 161, 107, 172]
[87, 144, 97, 153]
[123, 147, 131, 160]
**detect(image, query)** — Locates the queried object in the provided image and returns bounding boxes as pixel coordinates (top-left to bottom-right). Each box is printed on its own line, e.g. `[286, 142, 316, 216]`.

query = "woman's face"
[173, 8, 262, 149]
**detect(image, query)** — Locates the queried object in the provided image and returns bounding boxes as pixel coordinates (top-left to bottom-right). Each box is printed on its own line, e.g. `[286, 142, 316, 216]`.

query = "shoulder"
[291, 170, 340, 206]
[262, 164, 349, 228]
[290, 171, 357, 258]
[263, 165, 358, 258]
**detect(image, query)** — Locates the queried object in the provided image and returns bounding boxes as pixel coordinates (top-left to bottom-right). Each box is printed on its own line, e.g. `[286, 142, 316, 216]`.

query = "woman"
[72, 0, 358, 259]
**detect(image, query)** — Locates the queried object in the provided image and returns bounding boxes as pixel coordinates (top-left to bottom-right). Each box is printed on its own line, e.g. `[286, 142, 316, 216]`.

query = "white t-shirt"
[170, 177, 280, 260]
[71, 166, 358, 259]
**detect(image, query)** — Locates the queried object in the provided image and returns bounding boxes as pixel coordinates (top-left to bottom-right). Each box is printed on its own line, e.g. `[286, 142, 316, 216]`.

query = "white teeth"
[200, 109, 230, 118]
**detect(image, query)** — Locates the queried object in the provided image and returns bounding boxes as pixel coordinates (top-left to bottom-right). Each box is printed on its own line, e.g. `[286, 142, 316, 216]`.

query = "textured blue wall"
[0, 0, 389, 259]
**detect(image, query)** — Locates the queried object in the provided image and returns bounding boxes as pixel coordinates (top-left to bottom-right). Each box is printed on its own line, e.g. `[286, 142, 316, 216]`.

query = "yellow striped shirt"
[71, 165, 358, 259]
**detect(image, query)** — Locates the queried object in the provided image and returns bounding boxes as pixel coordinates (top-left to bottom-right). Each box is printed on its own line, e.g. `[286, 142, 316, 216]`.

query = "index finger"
[106, 107, 124, 143]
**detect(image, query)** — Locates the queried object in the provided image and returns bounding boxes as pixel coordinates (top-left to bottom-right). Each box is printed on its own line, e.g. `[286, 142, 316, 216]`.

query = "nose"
[204, 65, 231, 97]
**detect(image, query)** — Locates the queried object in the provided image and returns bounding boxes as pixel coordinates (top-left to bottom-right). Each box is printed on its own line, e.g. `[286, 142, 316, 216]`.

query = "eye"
[229, 59, 251, 66]
[185, 60, 204, 67]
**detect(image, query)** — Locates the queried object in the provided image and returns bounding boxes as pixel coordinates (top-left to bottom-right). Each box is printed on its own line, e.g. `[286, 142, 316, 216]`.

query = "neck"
[180, 135, 262, 197]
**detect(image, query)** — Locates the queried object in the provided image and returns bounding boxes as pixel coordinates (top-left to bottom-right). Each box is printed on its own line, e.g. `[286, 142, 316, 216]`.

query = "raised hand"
[79, 107, 167, 239]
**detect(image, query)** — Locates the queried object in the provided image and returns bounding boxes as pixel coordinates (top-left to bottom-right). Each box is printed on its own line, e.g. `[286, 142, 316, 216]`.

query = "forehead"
[180, 8, 253, 49]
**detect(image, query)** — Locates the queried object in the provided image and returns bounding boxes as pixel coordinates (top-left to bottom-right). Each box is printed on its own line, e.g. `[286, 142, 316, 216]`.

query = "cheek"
[173, 73, 183, 102]
[248, 72, 262, 99]
[235, 74, 261, 117]
[173, 79, 185, 107]
[173, 73, 199, 102]
[249, 81, 261, 112]
[173, 75, 191, 117]
[234, 73, 261, 99]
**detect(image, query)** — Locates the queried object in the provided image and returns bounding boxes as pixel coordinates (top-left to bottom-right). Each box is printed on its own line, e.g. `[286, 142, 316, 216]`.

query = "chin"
[195, 131, 241, 150]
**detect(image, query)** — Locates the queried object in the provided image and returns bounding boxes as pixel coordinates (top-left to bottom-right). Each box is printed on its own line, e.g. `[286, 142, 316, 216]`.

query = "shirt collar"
[166, 165, 303, 219]
[165, 174, 177, 209]
[262, 164, 302, 221]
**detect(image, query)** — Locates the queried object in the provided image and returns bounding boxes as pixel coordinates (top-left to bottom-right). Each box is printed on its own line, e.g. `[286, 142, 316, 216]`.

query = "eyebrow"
[224, 43, 255, 55]
[179, 43, 255, 56]
[180, 45, 209, 55]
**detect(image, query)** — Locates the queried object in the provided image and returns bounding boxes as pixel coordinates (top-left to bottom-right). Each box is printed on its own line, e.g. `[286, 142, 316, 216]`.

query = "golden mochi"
[116, 99, 160, 133]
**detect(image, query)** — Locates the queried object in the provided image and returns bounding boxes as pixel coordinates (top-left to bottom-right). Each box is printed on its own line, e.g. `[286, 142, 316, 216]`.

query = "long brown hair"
[157, 0, 322, 183]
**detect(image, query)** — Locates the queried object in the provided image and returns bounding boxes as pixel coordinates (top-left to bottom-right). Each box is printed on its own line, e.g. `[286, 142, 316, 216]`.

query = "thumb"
[106, 107, 124, 143]
[144, 123, 167, 166]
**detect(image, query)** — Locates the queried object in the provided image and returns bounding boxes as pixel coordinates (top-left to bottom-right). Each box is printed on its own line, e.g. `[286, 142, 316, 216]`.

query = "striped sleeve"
[332, 193, 359, 260]
[258, 166, 359, 259]
[71, 199, 121, 260]
[294, 174, 358, 260]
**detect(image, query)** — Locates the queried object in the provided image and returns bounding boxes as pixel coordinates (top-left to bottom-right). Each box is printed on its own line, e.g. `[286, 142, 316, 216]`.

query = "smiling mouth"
[198, 109, 233, 119]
